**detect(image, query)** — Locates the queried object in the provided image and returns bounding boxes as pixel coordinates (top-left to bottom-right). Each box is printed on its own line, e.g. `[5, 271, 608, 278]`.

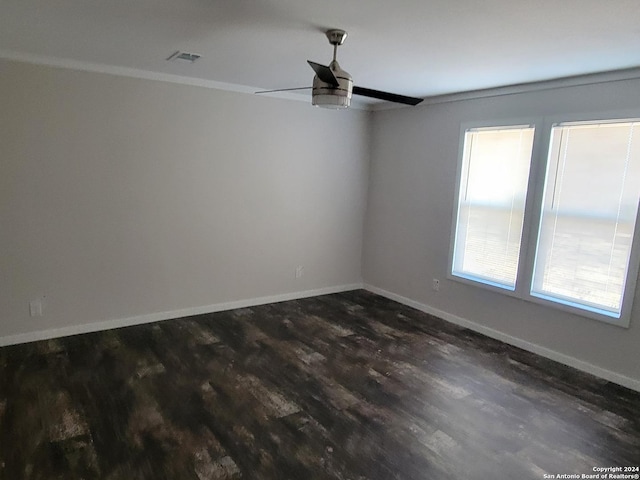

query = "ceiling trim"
[396, 67, 640, 109]
[0, 49, 262, 92]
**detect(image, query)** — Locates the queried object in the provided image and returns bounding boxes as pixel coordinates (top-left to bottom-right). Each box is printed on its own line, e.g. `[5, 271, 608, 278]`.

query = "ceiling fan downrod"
[326, 29, 347, 46]
[326, 29, 347, 63]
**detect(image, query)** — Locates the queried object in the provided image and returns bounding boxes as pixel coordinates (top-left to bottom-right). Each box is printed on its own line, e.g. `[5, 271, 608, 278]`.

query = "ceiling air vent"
[166, 51, 201, 63]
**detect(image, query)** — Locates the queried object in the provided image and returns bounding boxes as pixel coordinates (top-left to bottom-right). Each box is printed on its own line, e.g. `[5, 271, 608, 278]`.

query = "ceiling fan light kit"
[312, 59, 352, 109]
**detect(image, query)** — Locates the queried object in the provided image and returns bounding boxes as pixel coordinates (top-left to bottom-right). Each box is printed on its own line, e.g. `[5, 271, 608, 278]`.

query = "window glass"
[452, 126, 535, 289]
[531, 121, 640, 317]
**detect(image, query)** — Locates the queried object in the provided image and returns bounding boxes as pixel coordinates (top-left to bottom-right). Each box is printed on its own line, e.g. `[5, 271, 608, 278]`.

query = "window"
[532, 121, 640, 318]
[451, 118, 640, 327]
[451, 126, 535, 289]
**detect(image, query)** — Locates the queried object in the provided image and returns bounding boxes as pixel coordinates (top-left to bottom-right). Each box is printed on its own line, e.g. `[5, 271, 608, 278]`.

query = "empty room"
[1, 1, 640, 479]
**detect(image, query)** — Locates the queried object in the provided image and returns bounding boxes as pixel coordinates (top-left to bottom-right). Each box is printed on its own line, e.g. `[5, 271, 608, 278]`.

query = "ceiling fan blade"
[307, 61, 339, 87]
[352, 86, 423, 106]
[255, 87, 311, 94]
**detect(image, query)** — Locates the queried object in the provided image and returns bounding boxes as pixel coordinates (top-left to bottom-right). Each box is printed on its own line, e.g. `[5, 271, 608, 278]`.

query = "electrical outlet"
[29, 298, 43, 317]
[295, 265, 304, 278]
[432, 278, 440, 292]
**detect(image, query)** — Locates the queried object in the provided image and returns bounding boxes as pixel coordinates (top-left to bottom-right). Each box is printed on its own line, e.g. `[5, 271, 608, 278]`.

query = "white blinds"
[452, 127, 535, 289]
[531, 121, 640, 316]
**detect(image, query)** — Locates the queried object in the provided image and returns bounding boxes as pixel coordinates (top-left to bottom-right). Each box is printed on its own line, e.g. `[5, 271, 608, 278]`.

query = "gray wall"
[2, 57, 639, 388]
[363, 78, 640, 385]
[0, 60, 370, 339]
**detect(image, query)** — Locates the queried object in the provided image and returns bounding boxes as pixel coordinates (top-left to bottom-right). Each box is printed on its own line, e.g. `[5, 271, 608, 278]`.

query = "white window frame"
[448, 111, 640, 328]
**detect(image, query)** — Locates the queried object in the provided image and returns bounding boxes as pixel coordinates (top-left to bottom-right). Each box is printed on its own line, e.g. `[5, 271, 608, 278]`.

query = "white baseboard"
[5, 281, 638, 392]
[0, 283, 363, 347]
[364, 284, 640, 393]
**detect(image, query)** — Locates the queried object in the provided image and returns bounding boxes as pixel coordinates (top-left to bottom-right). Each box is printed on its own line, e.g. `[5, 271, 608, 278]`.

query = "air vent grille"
[166, 51, 201, 63]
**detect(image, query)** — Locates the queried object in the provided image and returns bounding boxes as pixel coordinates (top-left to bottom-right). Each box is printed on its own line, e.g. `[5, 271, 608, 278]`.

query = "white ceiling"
[1, 0, 640, 107]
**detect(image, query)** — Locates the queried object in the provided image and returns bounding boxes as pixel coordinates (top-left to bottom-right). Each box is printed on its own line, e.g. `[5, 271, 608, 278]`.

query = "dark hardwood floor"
[1, 290, 639, 479]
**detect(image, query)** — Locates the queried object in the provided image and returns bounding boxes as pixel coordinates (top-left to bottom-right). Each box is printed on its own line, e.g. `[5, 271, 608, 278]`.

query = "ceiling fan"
[256, 29, 423, 109]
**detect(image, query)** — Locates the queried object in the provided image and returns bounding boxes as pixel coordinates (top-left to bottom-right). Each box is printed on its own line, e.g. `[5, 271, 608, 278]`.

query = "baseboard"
[0, 283, 364, 347]
[6, 281, 637, 392]
[364, 284, 640, 393]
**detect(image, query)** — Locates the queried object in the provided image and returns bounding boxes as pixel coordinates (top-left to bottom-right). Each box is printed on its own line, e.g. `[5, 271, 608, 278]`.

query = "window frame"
[448, 111, 640, 328]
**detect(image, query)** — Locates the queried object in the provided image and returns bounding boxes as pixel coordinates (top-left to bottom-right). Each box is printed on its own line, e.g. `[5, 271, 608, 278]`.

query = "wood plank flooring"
[1, 290, 639, 479]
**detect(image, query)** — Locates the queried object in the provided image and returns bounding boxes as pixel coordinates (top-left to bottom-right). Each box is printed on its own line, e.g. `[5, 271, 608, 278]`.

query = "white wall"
[364, 78, 640, 387]
[0, 59, 370, 340]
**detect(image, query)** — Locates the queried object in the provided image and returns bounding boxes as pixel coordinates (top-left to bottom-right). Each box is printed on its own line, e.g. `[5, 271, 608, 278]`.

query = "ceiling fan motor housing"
[312, 60, 353, 109]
